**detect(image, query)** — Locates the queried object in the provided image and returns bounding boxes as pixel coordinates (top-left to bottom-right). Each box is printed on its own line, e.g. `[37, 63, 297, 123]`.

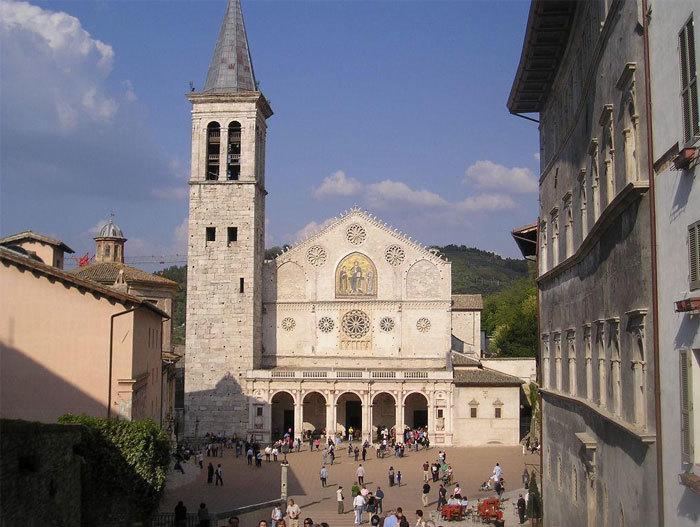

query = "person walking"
[492, 462, 502, 483]
[356, 464, 365, 485]
[198, 503, 211, 527]
[396, 470, 402, 487]
[197, 452, 204, 469]
[286, 499, 301, 527]
[353, 492, 365, 525]
[414, 510, 426, 527]
[320, 466, 328, 487]
[337, 486, 345, 514]
[354, 446, 360, 462]
[215, 464, 223, 486]
[174, 501, 187, 527]
[375, 487, 384, 514]
[437, 484, 447, 510]
[247, 447, 254, 465]
[330, 448, 335, 465]
[517, 494, 527, 524]
[388, 466, 395, 487]
[362, 445, 367, 462]
[207, 462, 214, 484]
[271, 505, 283, 524]
[421, 481, 431, 507]
[422, 460, 430, 482]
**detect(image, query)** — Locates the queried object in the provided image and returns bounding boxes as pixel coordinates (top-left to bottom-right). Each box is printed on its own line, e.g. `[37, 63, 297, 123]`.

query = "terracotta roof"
[451, 294, 483, 310]
[451, 352, 482, 367]
[453, 367, 523, 387]
[72, 262, 177, 288]
[0, 247, 169, 319]
[0, 230, 74, 253]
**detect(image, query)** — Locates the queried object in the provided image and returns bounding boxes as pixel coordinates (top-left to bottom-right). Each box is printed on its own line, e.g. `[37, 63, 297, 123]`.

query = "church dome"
[96, 217, 124, 239]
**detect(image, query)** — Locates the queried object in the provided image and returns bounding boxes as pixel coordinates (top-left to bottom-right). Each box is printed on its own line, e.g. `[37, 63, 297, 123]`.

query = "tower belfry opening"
[227, 121, 241, 180]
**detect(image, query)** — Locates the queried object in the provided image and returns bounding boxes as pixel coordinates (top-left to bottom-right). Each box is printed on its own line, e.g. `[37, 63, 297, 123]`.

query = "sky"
[0, 0, 539, 269]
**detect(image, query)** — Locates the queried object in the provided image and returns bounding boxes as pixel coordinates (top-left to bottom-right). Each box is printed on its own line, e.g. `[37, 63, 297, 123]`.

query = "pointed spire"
[203, 0, 257, 93]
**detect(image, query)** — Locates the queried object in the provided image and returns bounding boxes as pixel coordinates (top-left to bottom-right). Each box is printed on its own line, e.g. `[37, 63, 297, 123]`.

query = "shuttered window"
[690, 221, 700, 290]
[680, 349, 694, 465]
[680, 17, 699, 144]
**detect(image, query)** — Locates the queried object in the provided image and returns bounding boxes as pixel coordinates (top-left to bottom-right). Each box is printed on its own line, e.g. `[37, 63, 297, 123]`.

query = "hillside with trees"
[156, 245, 535, 354]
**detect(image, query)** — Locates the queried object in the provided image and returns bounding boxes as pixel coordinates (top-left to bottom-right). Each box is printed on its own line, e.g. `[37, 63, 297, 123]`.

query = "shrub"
[58, 414, 170, 524]
[527, 471, 542, 522]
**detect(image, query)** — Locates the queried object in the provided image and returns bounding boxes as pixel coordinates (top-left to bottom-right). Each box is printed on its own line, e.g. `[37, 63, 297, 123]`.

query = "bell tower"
[185, 0, 272, 436]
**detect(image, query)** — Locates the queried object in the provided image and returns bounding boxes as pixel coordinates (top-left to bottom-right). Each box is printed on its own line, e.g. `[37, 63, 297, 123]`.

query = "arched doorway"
[271, 391, 294, 440]
[303, 391, 327, 436]
[336, 392, 362, 439]
[404, 392, 428, 430]
[372, 392, 396, 441]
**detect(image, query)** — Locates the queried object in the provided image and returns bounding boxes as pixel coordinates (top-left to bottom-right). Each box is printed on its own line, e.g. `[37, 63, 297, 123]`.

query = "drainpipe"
[640, 0, 664, 523]
[108, 306, 139, 418]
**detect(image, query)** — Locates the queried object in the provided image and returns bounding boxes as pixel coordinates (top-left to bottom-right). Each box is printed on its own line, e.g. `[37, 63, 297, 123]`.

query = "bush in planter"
[58, 414, 170, 525]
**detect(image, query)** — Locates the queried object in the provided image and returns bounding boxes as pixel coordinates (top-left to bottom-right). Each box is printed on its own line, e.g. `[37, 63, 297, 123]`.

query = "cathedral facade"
[184, 0, 525, 447]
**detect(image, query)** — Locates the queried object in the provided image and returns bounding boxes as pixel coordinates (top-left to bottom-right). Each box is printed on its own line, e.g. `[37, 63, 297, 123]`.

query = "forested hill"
[435, 245, 530, 295]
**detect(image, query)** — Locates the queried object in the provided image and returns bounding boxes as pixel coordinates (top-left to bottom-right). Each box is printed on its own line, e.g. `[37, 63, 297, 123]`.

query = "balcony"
[250, 369, 452, 381]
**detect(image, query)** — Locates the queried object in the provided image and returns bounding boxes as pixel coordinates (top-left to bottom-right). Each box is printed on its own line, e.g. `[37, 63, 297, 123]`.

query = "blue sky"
[0, 0, 539, 268]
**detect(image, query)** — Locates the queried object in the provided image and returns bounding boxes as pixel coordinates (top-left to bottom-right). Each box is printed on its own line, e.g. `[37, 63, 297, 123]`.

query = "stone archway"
[271, 391, 295, 441]
[372, 392, 396, 441]
[336, 392, 363, 439]
[303, 391, 327, 436]
[404, 392, 428, 430]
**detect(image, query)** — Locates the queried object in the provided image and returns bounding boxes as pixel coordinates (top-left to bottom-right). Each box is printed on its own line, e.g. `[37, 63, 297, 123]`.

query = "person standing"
[353, 492, 365, 525]
[421, 481, 430, 507]
[198, 503, 211, 527]
[337, 486, 345, 514]
[362, 445, 367, 462]
[247, 447, 254, 465]
[207, 462, 214, 484]
[396, 470, 402, 487]
[388, 466, 395, 486]
[517, 494, 527, 524]
[437, 484, 447, 510]
[215, 464, 223, 486]
[174, 501, 187, 527]
[320, 466, 328, 487]
[414, 510, 426, 527]
[271, 505, 283, 524]
[375, 487, 384, 514]
[330, 448, 335, 465]
[492, 462, 502, 483]
[197, 452, 204, 469]
[422, 460, 430, 482]
[356, 464, 365, 485]
[354, 446, 360, 462]
[286, 499, 301, 527]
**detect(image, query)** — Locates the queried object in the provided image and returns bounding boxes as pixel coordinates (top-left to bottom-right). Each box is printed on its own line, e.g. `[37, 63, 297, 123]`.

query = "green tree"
[527, 471, 542, 525]
[482, 277, 537, 357]
[157, 265, 186, 345]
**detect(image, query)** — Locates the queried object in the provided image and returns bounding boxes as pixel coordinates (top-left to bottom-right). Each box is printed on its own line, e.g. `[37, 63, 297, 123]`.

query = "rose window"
[385, 245, 405, 266]
[379, 317, 395, 332]
[416, 317, 431, 333]
[318, 317, 335, 333]
[346, 224, 366, 245]
[306, 245, 327, 267]
[342, 310, 370, 339]
[281, 317, 296, 331]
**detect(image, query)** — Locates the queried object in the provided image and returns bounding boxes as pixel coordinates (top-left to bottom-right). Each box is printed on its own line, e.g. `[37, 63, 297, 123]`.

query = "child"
[396, 470, 402, 487]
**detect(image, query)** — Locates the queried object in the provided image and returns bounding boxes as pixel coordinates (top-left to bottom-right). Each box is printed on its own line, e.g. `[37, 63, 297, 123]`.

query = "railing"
[371, 371, 396, 379]
[302, 371, 328, 378]
[404, 371, 429, 379]
[208, 154, 220, 161]
[271, 370, 296, 378]
[249, 369, 451, 380]
[152, 498, 286, 526]
[336, 370, 363, 378]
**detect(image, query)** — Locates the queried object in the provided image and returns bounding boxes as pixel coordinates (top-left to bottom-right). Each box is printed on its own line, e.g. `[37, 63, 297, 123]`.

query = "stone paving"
[161, 444, 540, 526]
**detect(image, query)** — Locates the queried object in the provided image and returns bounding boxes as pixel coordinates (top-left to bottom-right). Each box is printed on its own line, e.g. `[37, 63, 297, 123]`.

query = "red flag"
[78, 253, 90, 267]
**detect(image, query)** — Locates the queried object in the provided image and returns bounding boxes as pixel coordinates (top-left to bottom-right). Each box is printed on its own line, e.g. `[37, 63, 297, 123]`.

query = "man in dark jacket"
[517, 494, 527, 524]
[174, 501, 187, 527]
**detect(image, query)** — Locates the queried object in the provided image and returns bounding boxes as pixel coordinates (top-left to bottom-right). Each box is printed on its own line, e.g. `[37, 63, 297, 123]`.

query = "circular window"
[318, 317, 335, 333]
[379, 317, 395, 332]
[281, 317, 296, 331]
[416, 317, 431, 333]
[346, 224, 366, 245]
[385, 245, 405, 266]
[342, 310, 370, 339]
[306, 245, 327, 267]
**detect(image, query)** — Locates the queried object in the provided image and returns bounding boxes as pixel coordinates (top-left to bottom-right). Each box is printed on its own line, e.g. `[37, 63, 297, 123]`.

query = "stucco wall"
[481, 358, 536, 383]
[451, 311, 480, 354]
[452, 385, 520, 446]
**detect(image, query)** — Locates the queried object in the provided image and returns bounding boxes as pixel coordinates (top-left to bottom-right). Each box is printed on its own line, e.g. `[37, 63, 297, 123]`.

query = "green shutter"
[680, 17, 699, 143]
[690, 223, 700, 290]
[680, 349, 694, 465]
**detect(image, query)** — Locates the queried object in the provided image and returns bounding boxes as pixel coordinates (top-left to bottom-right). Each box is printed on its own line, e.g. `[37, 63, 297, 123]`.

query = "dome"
[96, 217, 124, 239]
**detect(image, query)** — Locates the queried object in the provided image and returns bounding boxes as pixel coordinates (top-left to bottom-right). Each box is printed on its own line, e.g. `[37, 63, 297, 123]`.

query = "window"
[227, 121, 242, 180]
[206, 227, 216, 242]
[690, 221, 700, 290]
[105, 245, 111, 257]
[470, 407, 477, 418]
[680, 17, 699, 144]
[256, 406, 263, 417]
[437, 409, 444, 419]
[206, 122, 221, 180]
[227, 227, 238, 244]
[539, 220, 548, 275]
[551, 209, 560, 267]
[239, 277, 245, 293]
[680, 348, 697, 466]
[494, 407, 502, 419]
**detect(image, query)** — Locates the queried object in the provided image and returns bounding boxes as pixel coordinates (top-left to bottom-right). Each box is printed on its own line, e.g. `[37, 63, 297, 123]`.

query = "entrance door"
[346, 400, 362, 432]
[413, 410, 428, 428]
[283, 409, 294, 436]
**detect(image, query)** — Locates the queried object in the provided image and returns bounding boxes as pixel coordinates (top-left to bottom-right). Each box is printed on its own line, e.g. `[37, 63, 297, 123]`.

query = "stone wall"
[1, 419, 83, 527]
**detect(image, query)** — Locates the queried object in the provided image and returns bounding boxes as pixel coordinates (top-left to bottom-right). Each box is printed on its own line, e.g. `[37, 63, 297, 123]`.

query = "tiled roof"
[451, 294, 483, 310]
[0, 247, 168, 319]
[453, 367, 523, 387]
[0, 230, 74, 253]
[451, 352, 482, 367]
[203, 0, 257, 93]
[72, 262, 177, 288]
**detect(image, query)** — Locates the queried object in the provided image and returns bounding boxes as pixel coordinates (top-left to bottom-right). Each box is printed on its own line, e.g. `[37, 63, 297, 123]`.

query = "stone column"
[397, 390, 405, 439]
[427, 390, 436, 439]
[294, 396, 303, 440]
[220, 124, 229, 180]
[325, 403, 333, 438]
[361, 392, 370, 441]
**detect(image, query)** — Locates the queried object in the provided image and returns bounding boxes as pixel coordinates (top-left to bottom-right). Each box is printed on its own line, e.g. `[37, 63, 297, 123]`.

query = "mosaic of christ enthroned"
[335, 252, 377, 298]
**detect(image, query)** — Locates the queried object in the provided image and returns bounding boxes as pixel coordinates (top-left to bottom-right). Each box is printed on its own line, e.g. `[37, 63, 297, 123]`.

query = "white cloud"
[533, 152, 540, 161]
[151, 186, 188, 201]
[293, 218, 336, 241]
[312, 170, 363, 199]
[365, 180, 447, 210]
[123, 80, 137, 102]
[456, 193, 517, 212]
[464, 160, 538, 194]
[173, 217, 188, 254]
[82, 86, 118, 121]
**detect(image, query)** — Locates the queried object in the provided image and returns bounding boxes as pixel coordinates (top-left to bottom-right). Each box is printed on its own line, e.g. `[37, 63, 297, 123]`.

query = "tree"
[482, 277, 537, 357]
[527, 471, 542, 526]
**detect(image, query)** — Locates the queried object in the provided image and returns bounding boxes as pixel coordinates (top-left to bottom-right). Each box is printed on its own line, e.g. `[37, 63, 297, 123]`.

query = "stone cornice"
[264, 300, 451, 310]
[538, 181, 649, 284]
[186, 91, 273, 118]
